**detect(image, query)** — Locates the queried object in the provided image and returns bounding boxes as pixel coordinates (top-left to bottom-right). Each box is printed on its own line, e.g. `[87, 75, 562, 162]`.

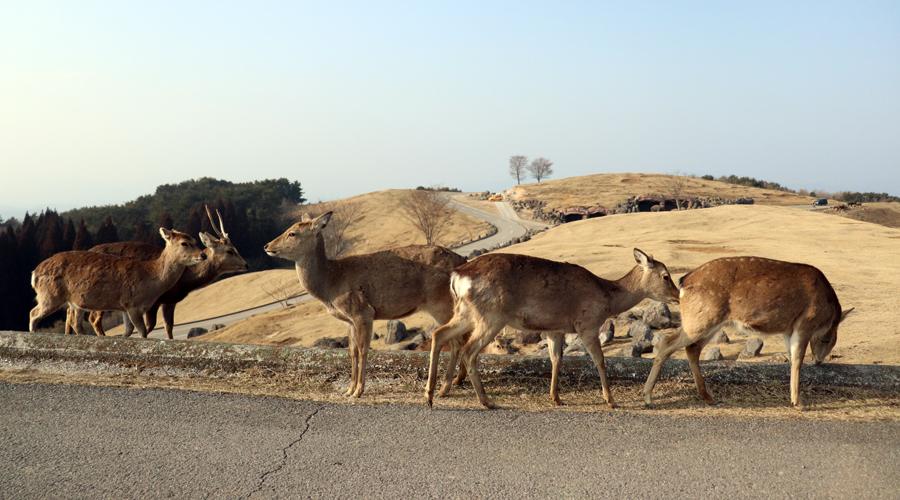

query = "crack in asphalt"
[246, 404, 325, 498]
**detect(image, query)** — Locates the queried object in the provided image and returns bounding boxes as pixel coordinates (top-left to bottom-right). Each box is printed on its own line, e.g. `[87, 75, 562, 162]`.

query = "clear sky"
[1, 1, 898, 216]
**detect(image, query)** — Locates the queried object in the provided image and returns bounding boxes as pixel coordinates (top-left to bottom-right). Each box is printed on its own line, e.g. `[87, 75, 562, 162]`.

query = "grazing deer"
[30, 228, 204, 337]
[264, 212, 467, 398]
[644, 256, 853, 409]
[74, 207, 248, 338]
[425, 249, 680, 409]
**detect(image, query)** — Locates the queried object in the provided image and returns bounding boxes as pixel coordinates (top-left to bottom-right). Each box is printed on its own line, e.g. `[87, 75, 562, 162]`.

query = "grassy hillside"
[508, 173, 813, 212]
[199, 204, 900, 365]
[829, 202, 900, 229]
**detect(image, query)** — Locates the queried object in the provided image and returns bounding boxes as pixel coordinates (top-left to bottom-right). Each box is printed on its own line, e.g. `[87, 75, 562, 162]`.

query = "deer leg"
[789, 332, 810, 409]
[145, 303, 161, 335]
[426, 317, 472, 406]
[89, 311, 106, 336]
[122, 312, 135, 338]
[684, 339, 715, 404]
[70, 307, 86, 336]
[64, 307, 74, 335]
[127, 309, 149, 338]
[546, 332, 565, 406]
[451, 334, 469, 386]
[782, 334, 792, 359]
[161, 303, 175, 340]
[643, 329, 693, 407]
[345, 324, 359, 397]
[580, 330, 616, 409]
[461, 323, 503, 410]
[351, 312, 374, 398]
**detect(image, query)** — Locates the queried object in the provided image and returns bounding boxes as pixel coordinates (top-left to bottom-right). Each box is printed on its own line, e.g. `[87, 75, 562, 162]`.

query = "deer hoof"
[480, 399, 497, 410]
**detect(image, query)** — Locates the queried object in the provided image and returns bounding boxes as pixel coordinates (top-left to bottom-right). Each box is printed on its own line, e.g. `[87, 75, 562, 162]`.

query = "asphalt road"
[2, 382, 897, 498]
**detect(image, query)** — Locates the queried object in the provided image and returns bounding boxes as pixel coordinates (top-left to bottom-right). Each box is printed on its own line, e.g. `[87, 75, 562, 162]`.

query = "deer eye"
[180, 242, 188, 247]
[288, 232, 296, 237]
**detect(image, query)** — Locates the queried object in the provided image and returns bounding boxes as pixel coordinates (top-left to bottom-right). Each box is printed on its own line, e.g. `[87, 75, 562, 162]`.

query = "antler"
[204, 205, 228, 240]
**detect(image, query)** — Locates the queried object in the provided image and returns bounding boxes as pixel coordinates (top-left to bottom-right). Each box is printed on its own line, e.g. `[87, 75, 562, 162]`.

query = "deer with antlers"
[30, 228, 205, 337]
[264, 211, 468, 398]
[65, 207, 248, 338]
[643, 256, 853, 409]
[425, 249, 680, 409]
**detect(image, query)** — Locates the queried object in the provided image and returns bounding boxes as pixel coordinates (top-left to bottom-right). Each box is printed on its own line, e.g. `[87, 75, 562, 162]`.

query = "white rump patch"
[451, 274, 473, 299]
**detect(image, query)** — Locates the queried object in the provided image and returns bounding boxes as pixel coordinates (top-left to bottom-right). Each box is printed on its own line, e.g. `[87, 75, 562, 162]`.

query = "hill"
[827, 202, 900, 229]
[508, 173, 813, 212]
[198, 204, 900, 365]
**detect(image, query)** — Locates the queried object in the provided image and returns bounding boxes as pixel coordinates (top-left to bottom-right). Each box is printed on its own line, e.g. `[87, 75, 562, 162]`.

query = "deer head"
[811, 307, 854, 364]
[198, 206, 248, 273]
[160, 228, 205, 265]
[633, 248, 680, 304]
[264, 211, 333, 261]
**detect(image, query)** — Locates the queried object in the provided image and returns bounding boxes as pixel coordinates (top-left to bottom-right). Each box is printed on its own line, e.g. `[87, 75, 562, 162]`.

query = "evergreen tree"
[73, 219, 94, 250]
[62, 219, 77, 251]
[95, 216, 119, 244]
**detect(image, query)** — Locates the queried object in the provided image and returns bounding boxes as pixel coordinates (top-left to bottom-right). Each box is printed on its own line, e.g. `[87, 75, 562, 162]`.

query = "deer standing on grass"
[66, 207, 248, 338]
[425, 249, 680, 409]
[30, 228, 205, 337]
[264, 212, 468, 398]
[644, 256, 853, 409]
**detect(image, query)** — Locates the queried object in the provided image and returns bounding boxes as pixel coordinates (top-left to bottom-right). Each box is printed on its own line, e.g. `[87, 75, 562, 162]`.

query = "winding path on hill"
[150, 196, 545, 340]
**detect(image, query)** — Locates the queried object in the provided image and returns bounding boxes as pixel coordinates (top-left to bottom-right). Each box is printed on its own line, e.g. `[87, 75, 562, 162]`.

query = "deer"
[425, 249, 680, 410]
[30, 228, 205, 337]
[67, 207, 248, 338]
[264, 211, 468, 398]
[643, 256, 853, 409]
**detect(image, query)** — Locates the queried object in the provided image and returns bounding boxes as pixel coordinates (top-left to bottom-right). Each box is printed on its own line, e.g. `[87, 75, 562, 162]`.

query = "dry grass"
[508, 172, 814, 211]
[298, 189, 492, 253]
[2, 368, 897, 423]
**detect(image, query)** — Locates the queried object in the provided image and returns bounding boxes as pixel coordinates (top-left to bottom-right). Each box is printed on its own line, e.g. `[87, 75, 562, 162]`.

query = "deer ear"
[840, 308, 855, 322]
[313, 211, 333, 231]
[633, 248, 653, 268]
[198, 232, 217, 248]
[159, 227, 173, 241]
[300, 213, 313, 223]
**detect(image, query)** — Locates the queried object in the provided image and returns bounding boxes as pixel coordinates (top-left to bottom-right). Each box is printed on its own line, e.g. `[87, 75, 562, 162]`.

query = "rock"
[620, 309, 642, 323]
[701, 346, 724, 361]
[564, 335, 584, 355]
[385, 333, 424, 351]
[211, 323, 226, 331]
[313, 336, 350, 349]
[599, 319, 614, 345]
[631, 341, 653, 357]
[628, 321, 653, 343]
[642, 303, 673, 329]
[187, 327, 208, 338]
[741, 337, 764, 358]
[712, 330, 730, 344]
[385, 320, 408, 344]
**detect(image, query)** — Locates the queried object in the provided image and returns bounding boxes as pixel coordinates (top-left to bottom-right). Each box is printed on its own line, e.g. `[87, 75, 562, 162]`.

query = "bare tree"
[399, 188, 453, 245]
[508, 155, 528, 184]
[527, 157, 554, 183]
[667, 172, 690, 210]
[299, 200, 363, 257]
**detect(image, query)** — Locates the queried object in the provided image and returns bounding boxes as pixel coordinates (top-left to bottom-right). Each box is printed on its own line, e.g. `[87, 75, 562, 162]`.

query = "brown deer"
[264, 212, 467, 398]
[30, 228, 204, 337]
[69, 207, 248, 338]
[425, 249, 680, 409]
[643, 256, 853, 409]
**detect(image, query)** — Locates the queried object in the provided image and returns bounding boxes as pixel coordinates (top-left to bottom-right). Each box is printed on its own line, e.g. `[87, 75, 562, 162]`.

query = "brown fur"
[30, 229, 204, 337]
[425, 249, 680, 409]
[644, 256, 853, 409]
[264, 212, 467, 398]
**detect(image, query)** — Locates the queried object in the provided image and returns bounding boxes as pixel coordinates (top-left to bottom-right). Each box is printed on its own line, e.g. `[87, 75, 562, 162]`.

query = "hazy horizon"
[2, 1, 898, 217]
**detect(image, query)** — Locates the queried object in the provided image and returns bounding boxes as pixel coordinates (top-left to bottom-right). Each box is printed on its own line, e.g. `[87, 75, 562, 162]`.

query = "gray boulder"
[628, 321, 653, 343]
[187, 327, 208, 339]
[313, 336, 350, 349]
[701, 346, 724, 361]
[211, 323, 226, 331]
[599, 319, 614, 345]
[741, 337, 764, 358]
[642, 303, 673, 329]
[385, 320, 408, 344]
[631, 341, 653, 357]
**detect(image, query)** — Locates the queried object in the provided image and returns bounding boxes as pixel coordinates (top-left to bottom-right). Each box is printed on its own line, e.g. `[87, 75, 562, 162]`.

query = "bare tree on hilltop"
[667, 172, 690, 210]
[528, 157, 554, 183]
[400, 188, 453, 246]
[508, 155, 528, 185]
[301, 200, 363, 258]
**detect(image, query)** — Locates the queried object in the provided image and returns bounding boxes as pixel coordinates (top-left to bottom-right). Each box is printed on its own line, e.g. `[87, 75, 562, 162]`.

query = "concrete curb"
[1, 331, 898, 390]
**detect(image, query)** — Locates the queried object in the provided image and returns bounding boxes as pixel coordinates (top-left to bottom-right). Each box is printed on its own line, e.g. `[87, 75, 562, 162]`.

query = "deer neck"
[149, 250, 188, 291]
[293, 235, 335, 301]
[180, 254, 218, 288]
[608, 266, 648, 315]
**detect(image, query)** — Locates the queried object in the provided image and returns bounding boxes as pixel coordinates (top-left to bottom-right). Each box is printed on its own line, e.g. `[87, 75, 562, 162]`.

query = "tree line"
[0, 177, 305, 331]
